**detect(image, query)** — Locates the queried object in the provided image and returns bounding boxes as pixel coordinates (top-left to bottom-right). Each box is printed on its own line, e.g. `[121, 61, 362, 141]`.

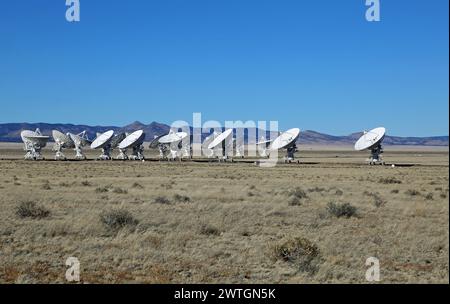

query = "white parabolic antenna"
[354, 127, 386, 151]
[117, 130, 146, 160]
[158, 131, 188, 144]
[158, 131, 189, 160]
[207, 129, 233, 160]
[270, 128, 300, 150]
[68, 131, 91, 160]
[52, 130, 74, 148]
[52, 130, 74, 160]
[269, 128, 300, 161]
[91, 130, 114, 149]
[208, 129, 233, 150]
[354, 127, 386, 165]
[21, 129, 50, 160]
[91, 130, 114, 160]
[118, 130, 145, 149]
[111, 132, 127, 149]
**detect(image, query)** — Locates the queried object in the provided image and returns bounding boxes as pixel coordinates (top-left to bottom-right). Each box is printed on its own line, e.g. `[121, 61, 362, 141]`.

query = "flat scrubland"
[0, 146, 448, 283]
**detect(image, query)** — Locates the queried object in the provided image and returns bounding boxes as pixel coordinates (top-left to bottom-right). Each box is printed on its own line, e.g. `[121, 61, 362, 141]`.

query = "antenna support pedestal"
[368, 144, 384, 165]
[97, 145, 112, 160]
[116, 149, 129, 160]
[24, 143, 44, 160]
[53, 143, 67, 160]
[284, 144, 298, 163]
[130, 145, 145, 161]
[74, 146, 86, 160]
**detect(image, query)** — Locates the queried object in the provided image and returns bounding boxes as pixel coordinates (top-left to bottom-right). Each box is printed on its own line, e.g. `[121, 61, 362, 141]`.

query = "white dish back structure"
[207, 129, 234, 160]
[157, 131, 189, 160]
[21, 128, 50, 160]
[52, 130, 74, 160]
[269, 128, 300, 161]
[117, 130, 146, 160]
[354, 127, 386, 165]
[68, 131, 91, 159]
[90, 130, 115, 160]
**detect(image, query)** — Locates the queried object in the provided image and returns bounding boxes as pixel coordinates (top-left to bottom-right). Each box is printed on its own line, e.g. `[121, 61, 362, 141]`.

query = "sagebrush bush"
[405, 189, 421, 196]
[132, 182, 144, 189]
[100, 209, 138, 231]
[271, 237, 321, 274]
[288, 196, 302, 206]
[95, 186, 109, 193]
[154, 196, 170, 204]
[425, 193, 434, 200]
[173, 194, 191, 203]
[16, 201, 50, 219]
[112, 187, 128, 194]
[199, 224, 221, 236]
[379, 177, 402, 184]
[308, 187, 326, 193]
[289, 187, 308, 199]
[326, 202, 357, 218]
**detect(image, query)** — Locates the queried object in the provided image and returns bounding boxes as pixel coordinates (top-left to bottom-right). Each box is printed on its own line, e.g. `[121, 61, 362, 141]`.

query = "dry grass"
[0, 148, 448, 283]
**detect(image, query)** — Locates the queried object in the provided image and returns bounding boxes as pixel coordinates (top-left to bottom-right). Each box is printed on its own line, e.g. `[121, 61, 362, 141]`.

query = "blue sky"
[0, 0, 448, 136]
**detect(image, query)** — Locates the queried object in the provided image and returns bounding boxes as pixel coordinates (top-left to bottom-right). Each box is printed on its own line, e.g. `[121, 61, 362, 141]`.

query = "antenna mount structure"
[354, 127, 386, 165]
[269, 128, 301, 163]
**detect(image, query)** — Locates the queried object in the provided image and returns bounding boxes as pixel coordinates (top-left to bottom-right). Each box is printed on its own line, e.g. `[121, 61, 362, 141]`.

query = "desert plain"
[0, 144, 448, 283]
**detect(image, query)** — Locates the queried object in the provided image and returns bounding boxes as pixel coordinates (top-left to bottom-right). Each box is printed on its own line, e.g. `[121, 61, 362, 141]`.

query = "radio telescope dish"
[111, 132, 127, 149]
[158, 131, 188, 144]
[158, 131, 189, 160]
[68, 131, 91, 160]
[207, 129, 233, 161]
[149, 134, 166, 149]
[91, 130, 114, 160]
[269, 128, 300, 162]
[21, 128, 50, 160]
[354, 127, 386, 165]
[117, 130, 146, 160]
[201, 132, 218, 158]
[52, 130, 74, 160]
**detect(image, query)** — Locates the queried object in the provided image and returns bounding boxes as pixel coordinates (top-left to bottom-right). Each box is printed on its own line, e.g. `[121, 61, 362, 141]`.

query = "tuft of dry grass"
[112, 187, 128, 194]
[81, 181, 92, 187]
[288, 187, 308, 199]
[379, 177, 402, 184]
[100, 209, 138, 231]
[405, 189, 421, 196]
[153, 196, 170, 204]
[326, 202, 357, 218]
[16, 201, 50, 219]
[173, 194, 191, 203]
[199, 224, 221, 236]
[95, 186, 109, 193]
[270, 237, 321, 274]
[131, 182, 144, 189]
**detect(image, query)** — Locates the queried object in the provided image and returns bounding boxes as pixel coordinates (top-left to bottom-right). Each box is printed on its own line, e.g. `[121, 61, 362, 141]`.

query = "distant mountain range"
[0, 122, 448, 147]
